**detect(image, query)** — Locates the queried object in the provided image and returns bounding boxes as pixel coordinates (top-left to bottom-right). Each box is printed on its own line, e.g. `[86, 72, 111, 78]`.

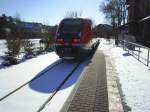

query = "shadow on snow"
[29, 59, 89, 94]
[122, 52, 131, 56]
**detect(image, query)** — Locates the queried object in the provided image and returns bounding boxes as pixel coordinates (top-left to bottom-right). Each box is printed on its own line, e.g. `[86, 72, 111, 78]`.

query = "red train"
[54, 18, 99, 59]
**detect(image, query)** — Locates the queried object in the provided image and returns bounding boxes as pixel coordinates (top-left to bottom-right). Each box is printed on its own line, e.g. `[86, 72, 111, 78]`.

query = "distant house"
[0, 14, 57, 40]
[18, 22, 43, 38]
[18, 22, 57, 39]
[93, 24, 113, 38]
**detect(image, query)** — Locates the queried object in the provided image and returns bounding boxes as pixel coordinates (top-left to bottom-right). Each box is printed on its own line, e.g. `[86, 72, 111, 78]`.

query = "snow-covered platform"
[99, 39, 150, 112]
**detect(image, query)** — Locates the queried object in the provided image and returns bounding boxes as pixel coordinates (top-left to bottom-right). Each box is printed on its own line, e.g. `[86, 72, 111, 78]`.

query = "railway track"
[37, 61, 82, 112]
[37, 45, 99, 112]
[0, 59, 83, 112]
[0, 59, 62, 101]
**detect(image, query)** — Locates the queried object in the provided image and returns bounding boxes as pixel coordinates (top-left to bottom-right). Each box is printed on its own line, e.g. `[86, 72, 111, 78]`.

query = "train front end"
[55, 18, 92, 59]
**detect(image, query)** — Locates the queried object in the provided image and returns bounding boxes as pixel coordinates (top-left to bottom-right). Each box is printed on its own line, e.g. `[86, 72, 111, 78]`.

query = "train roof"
[60, 18, 92, 24]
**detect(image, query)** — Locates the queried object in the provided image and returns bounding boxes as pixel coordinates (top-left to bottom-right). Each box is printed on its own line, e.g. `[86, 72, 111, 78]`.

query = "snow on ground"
[0, 49, 89, 112]
[0, 52, 59, 99]
[0, 39, 91, 112]
[128, 47, 150, 66]
[0, 39, 40, 64]
[99, 38, 150, 112]
[0, 61, 78, 112]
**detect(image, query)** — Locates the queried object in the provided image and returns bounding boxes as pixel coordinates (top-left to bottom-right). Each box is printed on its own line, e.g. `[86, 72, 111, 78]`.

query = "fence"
[119, 40, 150, 67]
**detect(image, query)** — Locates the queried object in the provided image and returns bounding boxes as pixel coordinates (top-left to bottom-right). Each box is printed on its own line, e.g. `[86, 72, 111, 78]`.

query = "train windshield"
[58, 19, 83, 37]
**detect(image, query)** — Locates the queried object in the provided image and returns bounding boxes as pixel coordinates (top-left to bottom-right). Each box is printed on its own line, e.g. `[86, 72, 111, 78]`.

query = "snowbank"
[99, 38, 150, 112]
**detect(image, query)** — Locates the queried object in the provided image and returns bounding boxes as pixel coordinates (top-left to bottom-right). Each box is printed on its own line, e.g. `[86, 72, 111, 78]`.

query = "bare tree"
[100, 0, 127, 28]
[65, 11, 82, 18]
[14, 12, 21, 23]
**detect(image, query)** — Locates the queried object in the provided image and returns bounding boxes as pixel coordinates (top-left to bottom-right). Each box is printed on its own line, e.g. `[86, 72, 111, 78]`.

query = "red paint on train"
[54, 18, 98, 59]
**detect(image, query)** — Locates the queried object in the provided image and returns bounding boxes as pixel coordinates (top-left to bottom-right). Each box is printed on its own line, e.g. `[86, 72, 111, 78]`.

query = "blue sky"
[0, 0, 105, 25]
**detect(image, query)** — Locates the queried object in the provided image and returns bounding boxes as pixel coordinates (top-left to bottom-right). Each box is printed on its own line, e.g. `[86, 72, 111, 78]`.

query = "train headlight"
[73, 39, 80, 42]
[56, 38, 63, 42]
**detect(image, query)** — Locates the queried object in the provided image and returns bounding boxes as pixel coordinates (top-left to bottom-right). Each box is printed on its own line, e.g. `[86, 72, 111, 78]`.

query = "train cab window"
[58, 19, 83, 38]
